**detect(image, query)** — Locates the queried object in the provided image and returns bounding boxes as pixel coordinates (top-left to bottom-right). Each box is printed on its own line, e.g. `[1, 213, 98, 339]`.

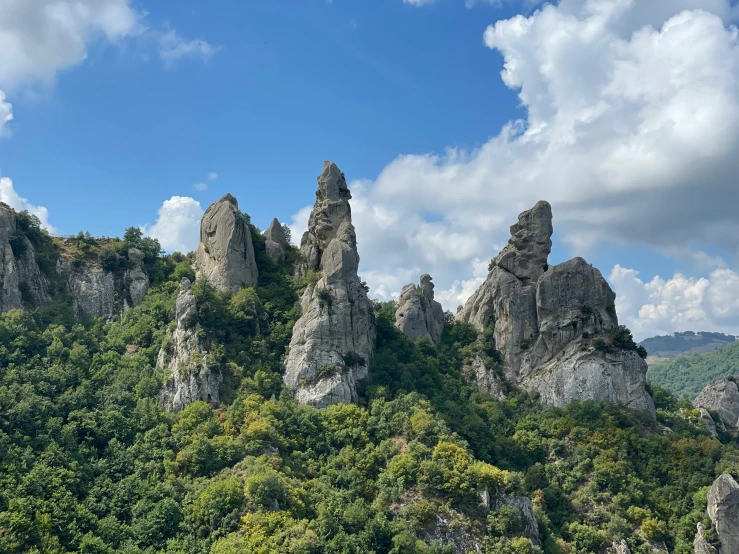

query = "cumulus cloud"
[0, 176, 57, 233]
[0, 91, 11, 137]
[207, 172, 218, 181]
[158, 30, 220, 65]
[288, 0, 739, 333]
[142, 196, 203, 253]
[609, 265, 739, 340]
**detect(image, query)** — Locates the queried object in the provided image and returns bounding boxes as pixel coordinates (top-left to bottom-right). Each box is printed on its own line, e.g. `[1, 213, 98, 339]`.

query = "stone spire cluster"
[395, 274, 444, 344]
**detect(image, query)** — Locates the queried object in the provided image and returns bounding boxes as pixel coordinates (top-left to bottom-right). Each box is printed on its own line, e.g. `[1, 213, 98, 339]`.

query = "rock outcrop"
[63, 263, 115, 320]
[457, 202, 655, 418]
[707, 474, 739, 554]
[694, 523, 718, 554]
[283, 161, 375, 408]
[264, 218, 288, 264]
[125, 248, 149, 308]
[395, 274, 445, 344]
[157, 278, 222, 412]
[0, 203, 51, 312]
[612, 540, 631, 554]
[694, 378, 739, 430]
[196, 194, 258, 292]
[699, 407, 719, 438]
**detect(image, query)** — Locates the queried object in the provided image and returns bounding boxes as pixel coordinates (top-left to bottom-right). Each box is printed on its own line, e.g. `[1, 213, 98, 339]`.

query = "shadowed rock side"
[284, 161, 376, 408]
[395, 274, 445, 344]
[157, 278, 222, 412]
[0, 203, 51, 312]
[196, 194, 258, 292]
[694, 378, 739, 431]
[264, 218, 288, 264]
[694, 523, 718, 554]
[706, 474, 739, 554]
[457, 201, 656, 418]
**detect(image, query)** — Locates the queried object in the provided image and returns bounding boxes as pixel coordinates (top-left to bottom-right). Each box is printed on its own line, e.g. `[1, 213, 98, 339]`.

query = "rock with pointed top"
[284, 162, 376, 408]
[694, 378, 739, 430]
[265, 218, 288, 264]
[699, 408, 719, 438]
[196, 193, 258, 292]
[707, 474, 739, 553]
[125, 248, 149, 308]
[157, 278, 222, 412]
[395, 274, 445, 344]
[694, 522, 718, 554]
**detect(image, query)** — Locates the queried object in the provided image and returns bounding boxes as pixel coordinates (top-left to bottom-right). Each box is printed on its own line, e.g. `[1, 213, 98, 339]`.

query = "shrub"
[317, 287, 333, 308]
[343, 352, 366, 367]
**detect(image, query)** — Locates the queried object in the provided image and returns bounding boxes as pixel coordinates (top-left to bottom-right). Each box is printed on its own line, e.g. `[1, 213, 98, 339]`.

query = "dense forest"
[647, 341, 739, 399]
[0, 211, 738, 554]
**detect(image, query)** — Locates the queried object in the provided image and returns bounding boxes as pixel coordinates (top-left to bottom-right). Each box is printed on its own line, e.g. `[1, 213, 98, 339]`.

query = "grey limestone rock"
[284, 162, 376, 408]
[125, 248, 149, 308]
[613, 540, 631, 554]
[699, 407, 719, 438]
[694, 378, 739, 430]
[63, 262, 115, 320]
[157, 278, 222, 412]
[456, 201, 655, 418]
[707, 474, 739, 554]
[196, 194, 258, 292]
[694, 523, 718, 554]
[395, 274, 445, 344]
[464, 354, 507, 401]
[0, 203, 51, 313]
[264, 218, 288, 264]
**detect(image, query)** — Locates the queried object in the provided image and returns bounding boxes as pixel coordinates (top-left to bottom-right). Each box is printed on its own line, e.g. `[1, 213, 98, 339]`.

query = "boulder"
[694, 378, 739, 430]
[157, 278, 222, 412]
[195, 194, 258, 292]
[0, 203, 51, 313]
[707, 474, 739, 554]
[698, 408, 719, 438]
[395, 274, 445, 344]
[284, 162, 376, 408]
[264, 218, 288, 264]
[457, 201, 655, 418]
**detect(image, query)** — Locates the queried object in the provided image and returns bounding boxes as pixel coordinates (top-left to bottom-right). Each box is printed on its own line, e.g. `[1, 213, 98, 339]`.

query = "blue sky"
[2, 0, 739, 339]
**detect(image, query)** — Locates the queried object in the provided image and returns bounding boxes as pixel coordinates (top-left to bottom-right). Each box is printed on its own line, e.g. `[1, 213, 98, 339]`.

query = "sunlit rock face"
[395, 274, 444, 345]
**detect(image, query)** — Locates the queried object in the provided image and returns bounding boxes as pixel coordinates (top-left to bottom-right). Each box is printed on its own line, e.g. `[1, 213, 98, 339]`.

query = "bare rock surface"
[457, 201, 655, 418]
[699, 407, 719, 438]
[694, 522, 719, 554]
[694, 378, 739, 430]
[196, 194, 258, 292]
[707, 474, 739, 554]
[284, 162, 375, 408]
[264, 218, 288, 264]
[395, 274, 445, 344]
[62, 262, 115, 320]
[157, 279, 222, 412]
[613, 540, 631, 554]
[125, 248, 149, 308]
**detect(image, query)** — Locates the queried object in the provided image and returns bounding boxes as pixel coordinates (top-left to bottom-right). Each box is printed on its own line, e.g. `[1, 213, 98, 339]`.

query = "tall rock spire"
[284, 162, 376, 408]
[195, 194, 258, 292]
[395, 274, 445, 344]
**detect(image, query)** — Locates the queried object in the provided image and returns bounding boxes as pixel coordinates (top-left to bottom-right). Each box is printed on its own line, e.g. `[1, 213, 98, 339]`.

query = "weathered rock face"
[395, 274, 445, 344]
[284, 162, 376, 408]
[699, 407, 719, 438]
[125, 248, 149, 309]
[0, 203, 51, 313]
[707, 474, 739, 554]
[196, 194, 258, 292]
[464, 354, 507, 401]
[157, 278, 222, 412]
[485, 492, 540, 546]
[61, 261, 116, 320]
[613, 540, 631, 554]
[457, 202, 655, 418]
[694, 523, 719, 554]
[694, 378, 739, 430]
[264, 218, 288, 264]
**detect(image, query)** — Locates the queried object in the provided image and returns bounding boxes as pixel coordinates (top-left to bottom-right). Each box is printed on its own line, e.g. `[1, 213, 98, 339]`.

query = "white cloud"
[207, 172, 218, 181]
[0, 90, 12, 137]
[0, 0, 142, 91]
[142, 196, 203, 253]
[403, 0, 439, 5]
[609, 265, 739, 340]
[288, 0, 739, 335]
[158, 29, 219, 65]
[0, 175, 57, 233]
[193, 182, 208, 192]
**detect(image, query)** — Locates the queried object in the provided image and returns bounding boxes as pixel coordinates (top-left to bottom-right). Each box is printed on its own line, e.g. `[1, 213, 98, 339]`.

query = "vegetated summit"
[0, 161, 738, 554]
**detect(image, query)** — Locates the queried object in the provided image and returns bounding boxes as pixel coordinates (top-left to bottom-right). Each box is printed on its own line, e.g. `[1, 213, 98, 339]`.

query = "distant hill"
[647, 339, 739, 398]
[640, 330, 736, 365]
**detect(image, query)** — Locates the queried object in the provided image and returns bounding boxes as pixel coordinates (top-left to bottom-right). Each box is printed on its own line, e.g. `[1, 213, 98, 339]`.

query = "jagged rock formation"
[157, 278, 222, 412]
[125, 248, 149, 309]
[612, 540, 631, 554]
[196, 194, 258, 292]
[694, 378, 739, 430]
[264, 218, 288, 264]
[61, 262, 116, 320]
[699, 407, 719, 438]
[283, 161, 375, 408]
[484, 492, 540, 546]
[457, 202, 655, 418]
[395, 274, 445, 344]
[0, 203, 51, 312]
[464, 355, 507, 401]
[694, 523, 718, 554]
[707, 474, 739, 554]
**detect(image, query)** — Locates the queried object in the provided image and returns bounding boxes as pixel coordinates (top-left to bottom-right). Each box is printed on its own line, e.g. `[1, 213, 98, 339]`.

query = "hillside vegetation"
[647, 341, 739, 399]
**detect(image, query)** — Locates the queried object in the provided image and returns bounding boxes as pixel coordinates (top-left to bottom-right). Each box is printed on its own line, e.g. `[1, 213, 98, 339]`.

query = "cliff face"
[0, 203, 51, 312]
[706, 474, 739, 554]
[395, 274, 445, 344]
[264, 218, 288, 264]
[157, 278, 222, 412]
[195, 194, 258, 292]
[283, 161, 376, 408]
[694, 378, 739, 431]
[457, 201, 655, 418]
